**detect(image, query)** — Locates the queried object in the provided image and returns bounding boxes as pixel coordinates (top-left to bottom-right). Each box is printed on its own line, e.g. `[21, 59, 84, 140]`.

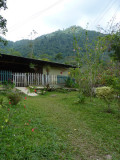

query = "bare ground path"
[16, 87, 38, 96]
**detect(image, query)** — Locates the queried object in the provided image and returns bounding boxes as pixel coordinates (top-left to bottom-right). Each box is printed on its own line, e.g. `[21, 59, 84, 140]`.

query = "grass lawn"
[0, 91, 120, 160]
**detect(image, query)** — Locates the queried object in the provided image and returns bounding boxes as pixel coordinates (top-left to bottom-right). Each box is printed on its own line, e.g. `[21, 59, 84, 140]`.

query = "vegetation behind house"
[0, 26, 104, 64]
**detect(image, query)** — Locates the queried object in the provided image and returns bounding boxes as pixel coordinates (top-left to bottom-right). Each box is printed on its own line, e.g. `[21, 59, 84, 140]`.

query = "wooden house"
[0, 54, 73, 86]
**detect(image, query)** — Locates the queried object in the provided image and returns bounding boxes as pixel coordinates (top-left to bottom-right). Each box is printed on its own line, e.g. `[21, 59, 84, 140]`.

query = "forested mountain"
[0, 26, 103, 64]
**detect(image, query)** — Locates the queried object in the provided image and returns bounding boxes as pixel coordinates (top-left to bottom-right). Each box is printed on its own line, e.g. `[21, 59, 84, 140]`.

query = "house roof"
[0, 54, 75, 68]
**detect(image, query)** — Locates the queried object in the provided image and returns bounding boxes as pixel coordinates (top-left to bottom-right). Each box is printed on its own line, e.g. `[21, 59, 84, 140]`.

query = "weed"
[6, 91, 23, 105]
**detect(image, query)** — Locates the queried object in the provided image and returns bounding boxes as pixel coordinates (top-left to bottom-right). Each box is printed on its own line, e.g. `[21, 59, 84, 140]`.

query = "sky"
[1, 0, 120, 42]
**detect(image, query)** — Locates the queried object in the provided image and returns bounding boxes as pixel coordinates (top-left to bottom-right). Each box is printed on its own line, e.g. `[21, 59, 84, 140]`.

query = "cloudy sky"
[1, 0, 120, 41]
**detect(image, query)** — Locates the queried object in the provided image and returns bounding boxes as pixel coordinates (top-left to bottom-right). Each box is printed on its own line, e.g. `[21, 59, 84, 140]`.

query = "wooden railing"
[12, 73, 57, 87]
[0, 70, 67, 87]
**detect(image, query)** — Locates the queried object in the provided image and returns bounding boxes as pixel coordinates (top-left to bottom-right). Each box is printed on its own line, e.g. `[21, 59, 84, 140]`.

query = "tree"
[27, 30, 38, 58]
[70, 20, 120, 108]
[7, 48, 22, 57]
[38, 54, 52, 61]
[0, 0, 7, 45]
[109, 31, 120, 62]
[98, 21, 120, 62]
[70, 29, 105, 98]
[54, 53, 63, 61]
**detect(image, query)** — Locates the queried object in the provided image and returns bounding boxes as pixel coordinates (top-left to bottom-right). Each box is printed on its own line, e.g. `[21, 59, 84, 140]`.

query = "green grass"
[0, 91, 120, 160]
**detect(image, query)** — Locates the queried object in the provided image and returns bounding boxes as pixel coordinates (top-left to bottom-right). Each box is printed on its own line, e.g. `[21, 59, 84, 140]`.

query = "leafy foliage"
[96, 86, 114, 99]
[6, 91, 23, 105]
[70, 21, 120, 105]
[0, 0, 7, 45]
[54, 52, 63, 62]
[65, 77, 76, 88]
[99, 22, 120, 62]
[109, 31, 120, 61]
[70, 29, 105, 98]
[3, 79, 15, 90]
[96, 86, 114, 112]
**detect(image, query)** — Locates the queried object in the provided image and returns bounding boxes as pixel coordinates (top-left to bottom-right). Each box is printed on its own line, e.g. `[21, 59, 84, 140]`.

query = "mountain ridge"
[0, 25, 103, 64]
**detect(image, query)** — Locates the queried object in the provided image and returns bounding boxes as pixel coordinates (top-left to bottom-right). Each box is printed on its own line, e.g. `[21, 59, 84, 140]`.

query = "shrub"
[112, 77, 120, 95]
[3, 79, 15, 90]
[74, 92, 85, 104]
[7, 91, 22, 105]
[0, 97, 4, 106]
[96, 86, 114, 112]
[96, 86, 114, 99]
[65, 77, 76, 88]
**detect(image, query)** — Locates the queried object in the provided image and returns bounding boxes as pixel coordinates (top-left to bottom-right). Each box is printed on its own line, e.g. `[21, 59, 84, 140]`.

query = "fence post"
[27, 73, 29, 86]
[38, 73, 39, 85]
[40, 74, 42, 85]
[42, 74, 44, 85]
[2, 71, 4, 82]
[45, 74, 48, 84]
[15, 73, 17, 87]
[55, 75, 57, 84]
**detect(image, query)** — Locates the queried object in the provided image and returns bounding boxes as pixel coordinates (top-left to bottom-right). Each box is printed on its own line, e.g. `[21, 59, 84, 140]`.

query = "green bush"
[0, 97, 4, 106]
[75, 92, 85, 104]
[6, 91, 22, 105]
[3, 79, 15, 90]
[112, 77, 120, 95]
[96, 86, 114, 112]
[96, 86, 114, 99]
[65, 77, 76, 88]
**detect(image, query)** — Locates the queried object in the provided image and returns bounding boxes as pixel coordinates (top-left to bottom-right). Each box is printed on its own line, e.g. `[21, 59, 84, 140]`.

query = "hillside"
[0, 26, 103, 64]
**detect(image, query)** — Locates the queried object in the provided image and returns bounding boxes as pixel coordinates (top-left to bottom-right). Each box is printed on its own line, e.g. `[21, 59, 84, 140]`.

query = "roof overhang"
[0, 54, 75, 68]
